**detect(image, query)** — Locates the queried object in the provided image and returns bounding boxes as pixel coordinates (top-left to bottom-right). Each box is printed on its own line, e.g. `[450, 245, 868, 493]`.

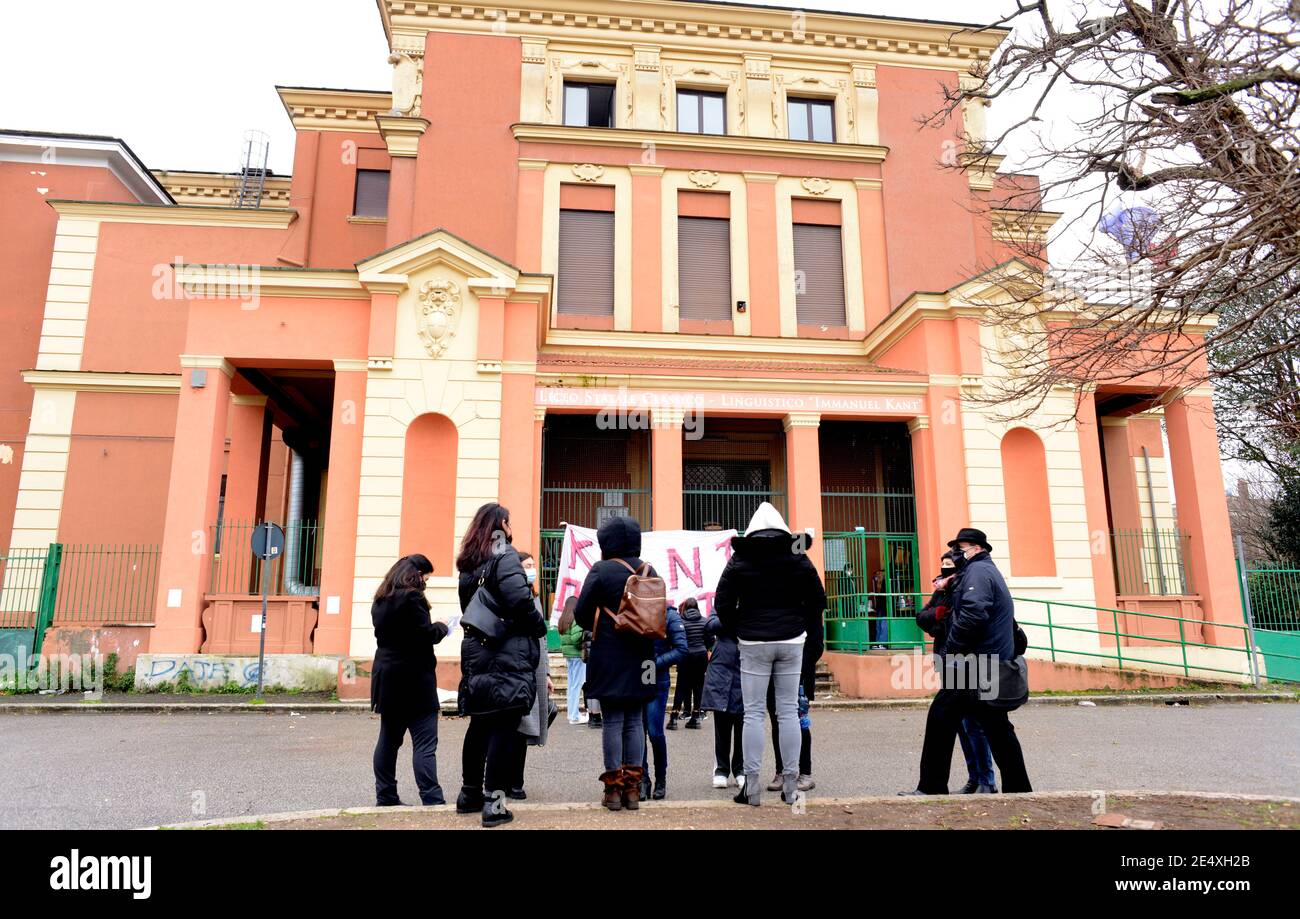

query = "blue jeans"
[565, 657, 586, 720]
[643, 684, 670, 781]
[957, 716, 996, 786]
[600, 700, 646, 771]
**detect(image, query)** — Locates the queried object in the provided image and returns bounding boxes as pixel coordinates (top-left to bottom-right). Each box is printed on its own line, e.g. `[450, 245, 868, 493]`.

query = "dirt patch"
[252, 794, 1294, 831]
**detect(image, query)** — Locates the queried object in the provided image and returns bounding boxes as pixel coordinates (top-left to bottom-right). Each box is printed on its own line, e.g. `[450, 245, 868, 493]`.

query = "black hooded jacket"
[573, 517, 660, 704]
[456, 546, 547, 716]
[714, 528, 827, 651]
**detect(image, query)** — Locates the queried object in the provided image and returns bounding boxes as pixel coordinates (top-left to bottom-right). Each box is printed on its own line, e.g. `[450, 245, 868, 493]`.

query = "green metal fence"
[821, 491, 916, 535]
[1111, 528, 1192, 596]
[1243, 568, 1300, 632]
[682, 488, 786, 532]
[823, 532, 924, 652]
[50, 544, 160, 624]
[208, 520, 322, 595]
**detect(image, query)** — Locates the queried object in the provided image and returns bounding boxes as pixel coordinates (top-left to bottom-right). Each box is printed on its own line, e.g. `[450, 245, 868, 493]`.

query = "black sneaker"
[588, 713, 603, 729]
[685, 714, 701, 729]
[507, 787, 527, 800]
[957, 779, 980, 795]
[667, 712, 679, 731]
[482, 803, 514, 828]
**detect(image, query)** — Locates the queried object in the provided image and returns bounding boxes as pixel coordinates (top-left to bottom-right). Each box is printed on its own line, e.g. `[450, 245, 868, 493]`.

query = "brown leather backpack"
[595, 559, 667, 640]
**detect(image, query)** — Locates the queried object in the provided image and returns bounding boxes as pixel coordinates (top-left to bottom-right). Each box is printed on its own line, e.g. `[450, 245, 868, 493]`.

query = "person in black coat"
[915, 551, 997, 794]
[573, 515, 659, 810]
[715, 502, 827, 806]
[370, 554, 449, 807]
[701, 611, 745, 789]
[907, 529, 1032, 796]
[455, 503, 547, 827]
[669, 597, 708, 729]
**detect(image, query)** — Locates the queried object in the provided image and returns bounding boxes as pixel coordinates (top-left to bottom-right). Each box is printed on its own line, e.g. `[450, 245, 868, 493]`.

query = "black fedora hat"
[947, 527, 992, 552]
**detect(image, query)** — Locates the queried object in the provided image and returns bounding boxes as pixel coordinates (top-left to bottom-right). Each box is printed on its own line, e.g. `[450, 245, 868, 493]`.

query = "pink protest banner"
[548, 525, 739, 623]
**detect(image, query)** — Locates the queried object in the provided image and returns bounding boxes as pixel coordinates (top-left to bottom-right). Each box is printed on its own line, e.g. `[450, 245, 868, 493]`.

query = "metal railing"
[824, 590, 926, 652]
[821, 491, 916, 535]
[51, 544, 160, 624]
[682, 489, 786, 532]
[208, 520, 322, 596]
[1243, 567, 1300, 632]
[1111, 528, 1193, 596]
[0, 547, 57, 630]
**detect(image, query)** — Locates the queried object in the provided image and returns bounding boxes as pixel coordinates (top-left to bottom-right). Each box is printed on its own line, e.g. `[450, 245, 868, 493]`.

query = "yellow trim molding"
[49, 200, 296, 229]
[277, 87, 394, 133]
[513, 123, 887, 164]
[21, 370, 181, 394]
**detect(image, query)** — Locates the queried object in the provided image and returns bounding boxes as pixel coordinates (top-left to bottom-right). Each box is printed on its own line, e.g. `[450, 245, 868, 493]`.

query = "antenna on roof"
[232, 129, 269, 209]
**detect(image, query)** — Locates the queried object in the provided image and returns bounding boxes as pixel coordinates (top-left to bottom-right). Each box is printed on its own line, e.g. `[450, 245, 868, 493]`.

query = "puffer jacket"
[559, 620, 585, 659]
[456, 547, 548, 716]
[700, 613, 743, 715]
[714, 528, 827, 644]
[680, 603, 707, 654]
[652, 606, 688, 690]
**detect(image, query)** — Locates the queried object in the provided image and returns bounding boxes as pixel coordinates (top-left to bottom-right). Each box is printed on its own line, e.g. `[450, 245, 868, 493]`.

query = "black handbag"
[462, 555, 508, 642]
[985, 656, 1030, 711]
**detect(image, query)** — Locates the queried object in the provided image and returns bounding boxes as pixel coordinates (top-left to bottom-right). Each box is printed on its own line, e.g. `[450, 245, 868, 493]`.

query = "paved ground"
[1, 703, 1296, 829]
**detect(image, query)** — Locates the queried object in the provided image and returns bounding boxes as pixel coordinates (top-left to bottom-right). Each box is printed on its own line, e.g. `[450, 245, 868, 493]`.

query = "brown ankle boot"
[599, 770, 623, 810]
[621, 765, 644, 810]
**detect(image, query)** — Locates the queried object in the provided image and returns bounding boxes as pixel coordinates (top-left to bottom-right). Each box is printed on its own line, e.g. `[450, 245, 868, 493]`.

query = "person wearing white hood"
[714, 502, 827, 805]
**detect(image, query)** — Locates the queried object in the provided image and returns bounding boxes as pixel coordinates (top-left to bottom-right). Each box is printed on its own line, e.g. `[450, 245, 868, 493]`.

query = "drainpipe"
[282, 449, 315, 596]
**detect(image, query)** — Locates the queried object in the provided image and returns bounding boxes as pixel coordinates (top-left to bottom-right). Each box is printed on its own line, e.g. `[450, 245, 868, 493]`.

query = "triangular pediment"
[357, 228, 526, 293]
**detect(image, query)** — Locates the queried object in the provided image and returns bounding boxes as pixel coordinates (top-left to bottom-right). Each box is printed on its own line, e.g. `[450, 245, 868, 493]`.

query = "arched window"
[1001, 427, 1056, 577]
[400, 413, 458, 575]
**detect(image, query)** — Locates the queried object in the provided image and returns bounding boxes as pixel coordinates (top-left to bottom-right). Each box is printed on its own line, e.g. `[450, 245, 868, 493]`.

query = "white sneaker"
[712, 772, 728, 789]
[569, 713, 589, 725]
[736, 775, 745, 791]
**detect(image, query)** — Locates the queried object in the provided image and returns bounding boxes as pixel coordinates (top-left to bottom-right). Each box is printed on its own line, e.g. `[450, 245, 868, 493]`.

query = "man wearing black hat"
[905, 528, 1032, 795]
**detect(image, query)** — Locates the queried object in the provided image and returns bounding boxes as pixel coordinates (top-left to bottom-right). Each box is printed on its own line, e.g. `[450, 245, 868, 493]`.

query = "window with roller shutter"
[353, 169, 390, 218]
[557, 209, 615, 317]
[793, 223, 846, 327]
[678, 216, 732, 322]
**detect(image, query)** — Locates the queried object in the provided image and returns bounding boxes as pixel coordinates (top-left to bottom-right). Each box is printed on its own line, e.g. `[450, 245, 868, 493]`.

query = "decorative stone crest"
[688, 170, 720, 189]
[801, 177, 832, 196]
[572, 163, 606, 183]
[417, 279, 461, 358]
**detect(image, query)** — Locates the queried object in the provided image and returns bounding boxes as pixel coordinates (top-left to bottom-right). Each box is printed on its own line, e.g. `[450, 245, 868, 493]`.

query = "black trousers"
[508, 736, 530, 792]
[462, 711, 525, 795]
[713, 711, 744, 776]
[767, 679, 812, 775]
[917, 687, 1032, 794]
[374, 709, 444, 806]
[672, 652, 707, 713]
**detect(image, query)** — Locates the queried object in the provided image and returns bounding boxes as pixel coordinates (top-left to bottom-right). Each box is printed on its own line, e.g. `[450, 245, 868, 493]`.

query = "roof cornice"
[0, 131, 172, 204]
[276, 87, 394, 133]
[513, 123, 887, 163]
[378, 0, 1007, 68]
[48, 199, 297, 229]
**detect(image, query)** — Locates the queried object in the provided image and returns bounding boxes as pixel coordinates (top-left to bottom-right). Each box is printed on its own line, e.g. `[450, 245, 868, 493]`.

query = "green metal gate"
[0, 544, 63, 663]
[1240, 564, 1300, 683]
[822, 532, 924, 652]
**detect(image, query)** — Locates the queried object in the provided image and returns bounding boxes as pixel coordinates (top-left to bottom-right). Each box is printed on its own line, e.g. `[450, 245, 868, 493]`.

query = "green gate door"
[822, 532, 923, 652]
[0, 544, 62, 668]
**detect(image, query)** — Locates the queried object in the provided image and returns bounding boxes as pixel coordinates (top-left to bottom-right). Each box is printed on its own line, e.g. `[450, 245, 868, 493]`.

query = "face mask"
[525, 569, 537, 586]
[949, 548, 969, 570]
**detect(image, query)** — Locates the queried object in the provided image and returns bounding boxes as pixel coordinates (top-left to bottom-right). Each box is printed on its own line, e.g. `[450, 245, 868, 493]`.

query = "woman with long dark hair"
[455, 503, 547, 828]
[370, 554, 448, 807]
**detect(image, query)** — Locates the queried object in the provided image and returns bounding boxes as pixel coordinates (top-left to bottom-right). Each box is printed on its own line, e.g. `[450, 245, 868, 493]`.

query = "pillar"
[151, 357, 233, 652]
[376, 115, 429, 248]
[1101, 417, 1144, 534]
[500, 297, 540, 555]
[784, 413, 824, 573]
[909, 415, 939, 571]
[923, 384, 970, 552]
[854, 178, 891, 331]
[651, 408, 684, 531]
[223, 394, 269, 526]
[1164, 392, 1242, 641]
[744, 172, 781, 338]
[1075, 391, 1117, 610]
[629, 165, 664, 333]
[315, 361, 369, 655]
[532, 406, 546, 545]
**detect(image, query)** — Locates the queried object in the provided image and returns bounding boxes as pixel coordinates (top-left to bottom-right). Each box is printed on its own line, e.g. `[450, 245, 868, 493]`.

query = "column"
[376, 115, 430, 247]
[500, 297, 540, 554]
[151, 357, 233, 652]
[924, 384, 970, 551]
[315, 361, 369, 656]
[909, 415, 939, 570]
[1101, 417, 1144, 533]
[222, 394, 269, 526]
[744, 172, 781, 338]
[784, 413, 824, 573]
[629, 165, 664, 333]
[1163, 391, 1242, 641]
[855, 178, 890, 332]
[532, 406, 546, 547]
[651, 408, 684, 531]
[1075, 391, 1117, 609]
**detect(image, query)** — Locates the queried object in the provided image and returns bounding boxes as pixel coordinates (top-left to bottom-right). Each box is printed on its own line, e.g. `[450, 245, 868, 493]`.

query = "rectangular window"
[676, 89, 726, 135]
[787, 97, 835, 143]
[353, 169, 390, 218]
[678, 216, 732, 322]
[563, 82, 616, 128]
[557, 209, 615, 317]
[793, 223, 846, 327]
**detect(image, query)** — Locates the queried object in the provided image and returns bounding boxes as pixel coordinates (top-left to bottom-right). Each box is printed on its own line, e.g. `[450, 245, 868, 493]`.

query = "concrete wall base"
[134, 653, 341, 691]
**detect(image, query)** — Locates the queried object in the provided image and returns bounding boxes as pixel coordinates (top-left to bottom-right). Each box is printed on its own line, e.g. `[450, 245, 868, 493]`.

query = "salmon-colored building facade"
[0, 0, 1244, 685]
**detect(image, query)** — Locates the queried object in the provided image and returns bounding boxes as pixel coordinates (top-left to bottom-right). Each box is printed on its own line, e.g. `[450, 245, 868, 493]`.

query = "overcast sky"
[0, 0, 1015, 174]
